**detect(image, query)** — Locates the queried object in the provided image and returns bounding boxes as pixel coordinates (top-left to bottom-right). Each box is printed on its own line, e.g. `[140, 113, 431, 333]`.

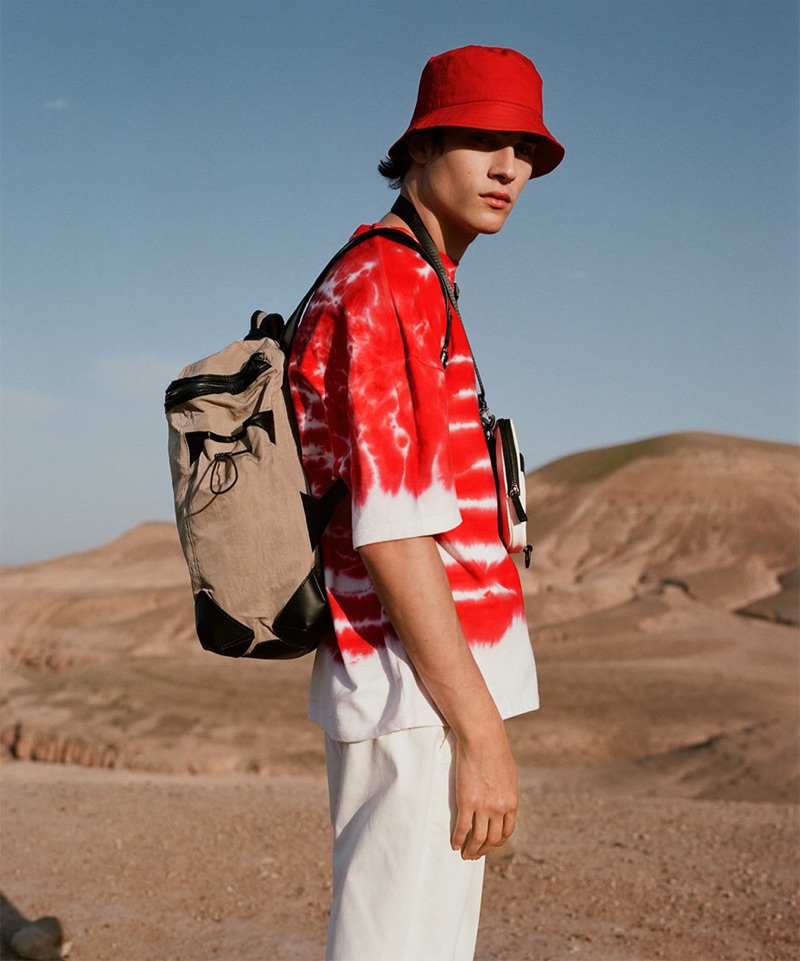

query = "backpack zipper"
[164, 352, 271, 412]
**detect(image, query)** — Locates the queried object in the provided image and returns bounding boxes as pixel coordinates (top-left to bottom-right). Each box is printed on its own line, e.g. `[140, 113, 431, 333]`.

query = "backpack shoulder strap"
[280, 226, 453, 368]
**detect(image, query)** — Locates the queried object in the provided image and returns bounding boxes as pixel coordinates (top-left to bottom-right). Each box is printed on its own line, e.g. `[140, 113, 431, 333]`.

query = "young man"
[288, 45, 564, 961]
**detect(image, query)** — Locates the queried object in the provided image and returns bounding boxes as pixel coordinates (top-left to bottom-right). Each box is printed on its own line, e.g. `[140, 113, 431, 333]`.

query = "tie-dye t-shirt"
[288, 224, 539, 742]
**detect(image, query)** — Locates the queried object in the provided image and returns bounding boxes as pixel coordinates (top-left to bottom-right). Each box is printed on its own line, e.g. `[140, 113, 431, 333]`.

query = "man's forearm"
[358, 536, 498, 732]
[358, 534, 519, 858]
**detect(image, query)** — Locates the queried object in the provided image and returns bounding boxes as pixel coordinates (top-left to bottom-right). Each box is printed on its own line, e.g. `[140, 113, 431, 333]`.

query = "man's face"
[408, 127, 537, 255]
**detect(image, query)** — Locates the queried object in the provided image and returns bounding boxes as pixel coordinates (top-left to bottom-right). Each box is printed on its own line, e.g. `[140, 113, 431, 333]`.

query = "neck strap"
[390, 195, 494, 436]
[391, 196, 461, 309]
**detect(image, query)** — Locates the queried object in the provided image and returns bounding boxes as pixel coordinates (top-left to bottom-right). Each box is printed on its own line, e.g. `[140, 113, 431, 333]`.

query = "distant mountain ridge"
[533, 431, 791, 484]
[523, 431, 798, 626]
[2, 431, 796, 655]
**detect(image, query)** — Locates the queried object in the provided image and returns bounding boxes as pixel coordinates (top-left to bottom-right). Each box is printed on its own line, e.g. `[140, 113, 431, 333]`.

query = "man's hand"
[358, 535, 520, 860]
[452, 726, 519, 860]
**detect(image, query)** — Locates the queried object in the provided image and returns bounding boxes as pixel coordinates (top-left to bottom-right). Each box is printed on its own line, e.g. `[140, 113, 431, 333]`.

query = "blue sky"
[2, 0, 798, 564]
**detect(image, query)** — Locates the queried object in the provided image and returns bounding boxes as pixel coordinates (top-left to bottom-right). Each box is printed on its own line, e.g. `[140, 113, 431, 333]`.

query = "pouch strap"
[390, 195, 495, 438]
[391, 196, 460, 315]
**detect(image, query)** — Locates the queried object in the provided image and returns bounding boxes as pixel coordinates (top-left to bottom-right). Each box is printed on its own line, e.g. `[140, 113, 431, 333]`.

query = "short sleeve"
[336, 237, 462, 548]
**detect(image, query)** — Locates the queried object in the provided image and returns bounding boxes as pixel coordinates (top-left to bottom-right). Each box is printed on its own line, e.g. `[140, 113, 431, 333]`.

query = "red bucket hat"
[388, 45, 564, 179]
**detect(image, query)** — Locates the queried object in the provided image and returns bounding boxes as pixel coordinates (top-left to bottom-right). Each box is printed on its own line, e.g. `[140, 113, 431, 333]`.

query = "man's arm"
[358, 535, 519, 860]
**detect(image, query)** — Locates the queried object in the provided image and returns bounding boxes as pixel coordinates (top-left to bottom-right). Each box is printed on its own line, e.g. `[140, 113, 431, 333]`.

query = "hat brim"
[387, 101, 565, 179]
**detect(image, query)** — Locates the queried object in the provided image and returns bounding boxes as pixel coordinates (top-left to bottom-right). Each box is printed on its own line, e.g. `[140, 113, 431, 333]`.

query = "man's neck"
[379, 189, 472, 262]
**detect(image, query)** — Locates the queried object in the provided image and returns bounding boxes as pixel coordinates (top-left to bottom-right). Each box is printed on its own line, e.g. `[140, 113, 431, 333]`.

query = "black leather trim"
[194, 590, 254, 658]
[246, 635, 319, 660]
[272, 570, 332, 644]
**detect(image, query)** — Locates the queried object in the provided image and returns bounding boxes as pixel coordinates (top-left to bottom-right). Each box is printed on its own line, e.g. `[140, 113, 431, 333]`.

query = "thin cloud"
[44, 97, 72, 111]
[0, 386, 65, 426]
[93, 352, 184, 403]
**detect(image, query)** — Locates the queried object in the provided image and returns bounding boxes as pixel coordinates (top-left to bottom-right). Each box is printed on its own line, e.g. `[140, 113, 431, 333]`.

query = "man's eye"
[515, 142, 538, 160]
[472, 133, 496, 148]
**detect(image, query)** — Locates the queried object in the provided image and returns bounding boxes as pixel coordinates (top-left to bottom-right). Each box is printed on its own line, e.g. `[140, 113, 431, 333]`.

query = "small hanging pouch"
[492, 418, 531, 563]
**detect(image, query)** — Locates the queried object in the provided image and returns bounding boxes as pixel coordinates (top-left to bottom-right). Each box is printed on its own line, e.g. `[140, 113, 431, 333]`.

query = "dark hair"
[377, 129, 446, 190]
[377, 150, 408, 191]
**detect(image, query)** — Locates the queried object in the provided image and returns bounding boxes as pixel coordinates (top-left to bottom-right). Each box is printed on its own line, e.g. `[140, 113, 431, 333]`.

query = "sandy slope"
[1, 432, 798, 960]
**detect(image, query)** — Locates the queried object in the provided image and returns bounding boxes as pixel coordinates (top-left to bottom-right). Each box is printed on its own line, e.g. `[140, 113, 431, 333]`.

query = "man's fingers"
[457, 812, 515, 860]
[463, 813, 490, 859]
[502, 808, 517, 842]
[451, 807, 474, 851]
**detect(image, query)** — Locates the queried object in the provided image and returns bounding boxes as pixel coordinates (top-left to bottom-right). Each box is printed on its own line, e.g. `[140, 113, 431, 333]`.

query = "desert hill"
[1, 431, 797, 799]
[522, 431, 798, 625]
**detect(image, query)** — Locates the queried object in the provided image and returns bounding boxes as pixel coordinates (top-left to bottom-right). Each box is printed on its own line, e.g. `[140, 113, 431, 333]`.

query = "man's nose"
[491, 146, 517, 184]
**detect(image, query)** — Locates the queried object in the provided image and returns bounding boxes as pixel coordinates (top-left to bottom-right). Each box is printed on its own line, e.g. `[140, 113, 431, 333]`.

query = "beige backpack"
[165, 228, 447, 659]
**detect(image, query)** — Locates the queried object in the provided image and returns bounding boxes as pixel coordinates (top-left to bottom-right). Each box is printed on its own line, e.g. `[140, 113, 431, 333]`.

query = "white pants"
[324, 725, 485, 961]
[325, 727, 484, 961]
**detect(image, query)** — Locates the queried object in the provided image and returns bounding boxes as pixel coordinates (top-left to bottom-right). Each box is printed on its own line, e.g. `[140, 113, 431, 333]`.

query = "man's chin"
[477, 222, 507, 237]
[476, 209, 514, 236]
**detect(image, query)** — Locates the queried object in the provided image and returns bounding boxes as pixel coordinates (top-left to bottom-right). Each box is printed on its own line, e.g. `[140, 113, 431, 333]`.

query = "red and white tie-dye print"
[289, 225, 538, 742]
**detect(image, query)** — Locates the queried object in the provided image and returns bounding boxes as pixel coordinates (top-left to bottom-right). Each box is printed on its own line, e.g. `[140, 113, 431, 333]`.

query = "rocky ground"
[2, 763, 798, 961]
[1, 433, 798, 960]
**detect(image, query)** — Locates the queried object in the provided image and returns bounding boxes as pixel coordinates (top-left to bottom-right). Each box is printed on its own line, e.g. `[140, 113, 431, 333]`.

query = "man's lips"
[481, 191, 512, 208]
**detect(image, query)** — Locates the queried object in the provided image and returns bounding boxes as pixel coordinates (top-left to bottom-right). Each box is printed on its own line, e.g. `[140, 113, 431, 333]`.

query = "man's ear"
[406, 132, 434, 165]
